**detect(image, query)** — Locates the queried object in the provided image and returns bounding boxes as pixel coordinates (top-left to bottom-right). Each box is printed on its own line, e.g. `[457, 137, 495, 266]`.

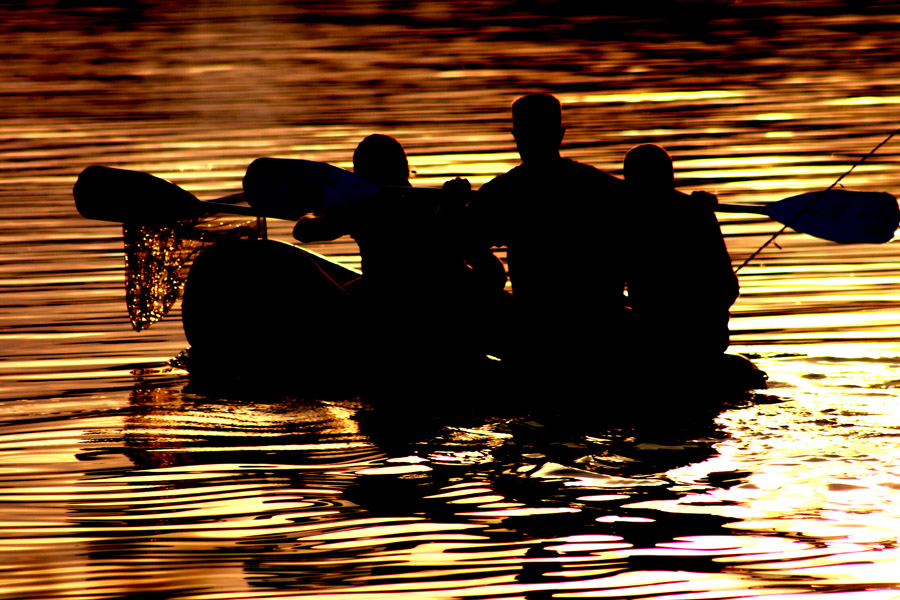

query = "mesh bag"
[123, 216, 260, 331]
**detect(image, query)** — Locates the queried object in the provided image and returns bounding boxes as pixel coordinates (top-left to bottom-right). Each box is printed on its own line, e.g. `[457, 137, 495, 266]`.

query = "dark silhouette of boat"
[177, 237, 767, 409]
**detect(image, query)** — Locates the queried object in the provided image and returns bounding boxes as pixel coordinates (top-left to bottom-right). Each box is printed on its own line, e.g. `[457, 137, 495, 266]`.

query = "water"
[4, 1, 900, 597]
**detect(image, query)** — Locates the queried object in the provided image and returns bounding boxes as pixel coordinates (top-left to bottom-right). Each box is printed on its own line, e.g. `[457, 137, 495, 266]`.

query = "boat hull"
[179, 239, 767, 400]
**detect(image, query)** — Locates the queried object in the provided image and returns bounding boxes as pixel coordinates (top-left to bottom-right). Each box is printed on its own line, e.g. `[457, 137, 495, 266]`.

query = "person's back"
[469, 94, 626, 375]
[294, 134, 432, 287]
[477, 159, 623, 312]
[622, 144, 738, 358]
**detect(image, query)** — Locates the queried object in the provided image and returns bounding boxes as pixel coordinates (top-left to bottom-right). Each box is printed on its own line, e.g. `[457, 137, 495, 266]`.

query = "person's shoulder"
[564, 158, 623, 184]
[482, 164, 526, 187]
[477, 164, 529, 200]
[559, 159, 625, 198]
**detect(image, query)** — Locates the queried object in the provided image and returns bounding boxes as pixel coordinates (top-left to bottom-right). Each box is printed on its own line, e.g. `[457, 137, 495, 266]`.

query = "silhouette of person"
[468, 94, 627, 375]
[622, 143, 738, 360]
[294, 134, 506, 379]
[294, 134, 424, 286]
[295, 134, 504, 296]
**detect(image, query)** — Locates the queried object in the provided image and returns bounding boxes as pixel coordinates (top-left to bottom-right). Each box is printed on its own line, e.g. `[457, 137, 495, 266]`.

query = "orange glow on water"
[5, 2, 900, 599]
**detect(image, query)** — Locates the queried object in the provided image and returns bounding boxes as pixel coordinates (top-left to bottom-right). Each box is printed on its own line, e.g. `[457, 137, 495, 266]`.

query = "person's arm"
[466, 178, 510, 250]
[464, 248, 508, 292]
[700, 207, 740, 308]
[691, 190, 718, 208]
[293, 212, 348, 243]
[439, 177, 509, 292]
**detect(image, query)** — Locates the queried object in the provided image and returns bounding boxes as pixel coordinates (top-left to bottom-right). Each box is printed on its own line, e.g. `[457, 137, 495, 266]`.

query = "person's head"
[511, 94, 565, 164]
[353, 134, 410, 186]
[623, 144, 674, 191]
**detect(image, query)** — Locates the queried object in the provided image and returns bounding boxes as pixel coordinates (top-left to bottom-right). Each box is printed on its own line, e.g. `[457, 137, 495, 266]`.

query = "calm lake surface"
[5, 1, 900, 598]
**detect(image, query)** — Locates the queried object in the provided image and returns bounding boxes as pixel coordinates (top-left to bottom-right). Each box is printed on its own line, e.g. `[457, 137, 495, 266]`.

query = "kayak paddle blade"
[243, 158, 379, 220]
[74, 166, 206, 225]
[766, 189, 900, 244]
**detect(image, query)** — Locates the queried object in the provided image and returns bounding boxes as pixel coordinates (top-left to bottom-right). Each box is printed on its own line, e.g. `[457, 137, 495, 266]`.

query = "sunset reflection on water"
[4, 1, 900, 598]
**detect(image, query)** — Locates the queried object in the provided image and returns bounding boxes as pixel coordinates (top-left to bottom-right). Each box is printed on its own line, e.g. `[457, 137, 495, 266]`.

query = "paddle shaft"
[185, 192, 270, 238]
[74, 165, 892, 245]
[736, 125, 900, 270]
[385, 187, 768, 216]
[714, 203, 770, 216]
[155, 189, 812, 222]
[197, 194, 259, 217]
[241, 158, 861, 229]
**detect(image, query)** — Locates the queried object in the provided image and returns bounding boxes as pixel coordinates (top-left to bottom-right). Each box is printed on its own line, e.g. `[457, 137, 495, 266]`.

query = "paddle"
[74, 165, 259, 224]
[76, 161, 900, 245]
[243, 158, 900, 245]
[243, 157, 379, 220]
[716, 189, 900, 244]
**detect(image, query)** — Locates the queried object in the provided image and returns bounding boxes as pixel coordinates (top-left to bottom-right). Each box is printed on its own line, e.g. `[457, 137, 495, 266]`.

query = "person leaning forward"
[467, 94, 627, 373]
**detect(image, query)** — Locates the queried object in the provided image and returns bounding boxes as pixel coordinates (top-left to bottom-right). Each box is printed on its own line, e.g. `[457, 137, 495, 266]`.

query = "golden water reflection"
[6, 1, 900, 598]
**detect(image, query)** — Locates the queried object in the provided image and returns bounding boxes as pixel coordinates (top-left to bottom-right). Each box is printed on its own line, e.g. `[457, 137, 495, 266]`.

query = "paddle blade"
[766, 189, 900, 244]
[243, 158, 378, 220]
[74, 166, 206, 224]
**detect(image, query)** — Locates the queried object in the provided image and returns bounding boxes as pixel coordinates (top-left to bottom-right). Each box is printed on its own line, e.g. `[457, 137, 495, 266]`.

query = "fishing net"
[123, 216, 260, 331]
